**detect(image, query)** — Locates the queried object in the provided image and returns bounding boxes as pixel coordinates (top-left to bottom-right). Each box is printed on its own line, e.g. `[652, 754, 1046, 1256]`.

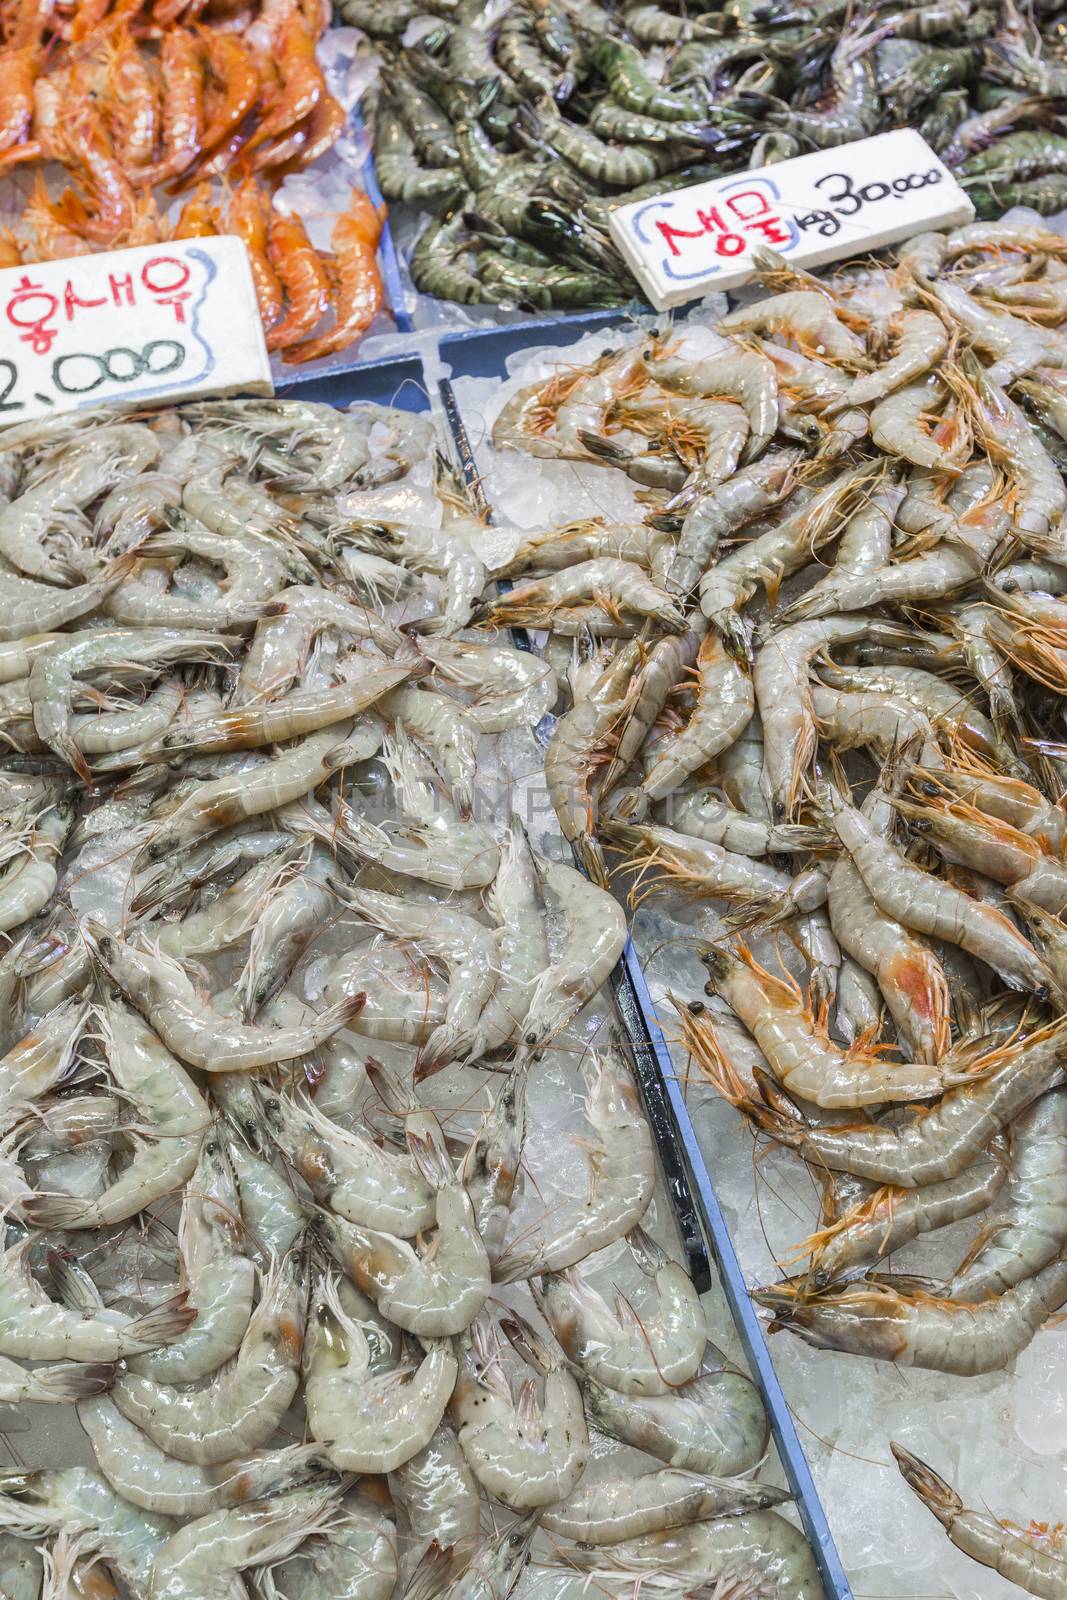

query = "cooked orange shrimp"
[0, 44, 36, 156]
[131, 29, 202, 188]
[265, 88, 345, 174]
[242, 11, 322, 159]
[286, 191, 383, 364]
[105, 27, 158, 173]
[266, 210, 331, 353]
[227, 178, 283, 331]
[171, 182, 218, 240]
[196, 30, 259, 160]
[53, 102, 135, 245]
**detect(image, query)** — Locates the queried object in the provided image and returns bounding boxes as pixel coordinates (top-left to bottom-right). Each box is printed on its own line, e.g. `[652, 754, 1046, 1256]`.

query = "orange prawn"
[196, 30, 259, 158]
[286, 189, 383, 365]
[52, 101, 135, 245]
[23, 174, 93, 259]
[226, 177, 283, 331]
[104, 27, 159, 173]
[172, 180, 218, 238]
[241, 11, 322, 158]
[0, 43, 37, 155]
[265, 208, 331, 351]
[0, 229, 22, 269]
[253, 87, 343, 175]
[130, 28, 203, 187]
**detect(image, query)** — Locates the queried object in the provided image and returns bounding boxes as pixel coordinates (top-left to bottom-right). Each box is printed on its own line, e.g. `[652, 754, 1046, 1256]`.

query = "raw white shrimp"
[330, 792, 499, 894]
[699, 465, 876, 659]
[237, 584, 402, 701]
[21, 994, 208, 1229]
[78, 1397, 327, 1519]
[303, 1273, 456, 1472]
[0, 1354, 111, 1405]
[0, 1468, 171, 1595]
[378, 685, 479, 818]
[0, 798, 72, 934]
[927, 279, 1061, 381]
[111, 1247, 307, 1464]
[0, 1001, 86, 1118]
[826, 785, 951, 1064]
[338, 884, 499, 1075]
[225, 1135, 305, 1268]
[315, 1140, 490, 1336]
[389, 1422, 480, 1574]
[321, 941, 447, 1053]
[828, 309, 948, 410]
[453, 1314, 588, 1509]
[893, 1444, 1067, 1600]
[967, 362, 1067, 544]
[756, 616, 911, 819]
[626, 633, 755, 815]
[664, 791, 828, 859]
[105, 520, 290, 629]
[869, 373, 970, 470]
[404, 1512, 538, 1600]
[542, 1468, 791, 1544]
[30, 630, 233, 780]
[258, 1488, 399, 1600]
[339, 516, 485, 636]
[544, 638, 641, 883]
[0, 633, 63, 684]
[533, 1226, 705, 1395]
[720, 291, 868, 366]
[468, 824, 547, 1062]
[127, 1136, 254, 1383]
[418, 637, 558, 732]
[146, 1480, 342, 1600]
[234, 843, 335, 1017]
[0, 1240, 191, 1362]
[0, 427, 160, 583]
[152, 843, 308, 961]
[703, 944, 978, 1109]
[949, 1086, 1067, 1300]
[459, 1060, 529, 1264]
[608, 821, 827, 926]
[755, 1254, 1067, 1375]
[485, 558, 686, 635]
[494, 1053, 654, 1282]
[811, 685, 942, 769]
[559, 1508, 825, 1600]
[822, 783, 1054, 996]
[0, 556, 136, 644]
[137, 723, 382, 863]
[665, 450, 802, 599]
[520, 858, 627, 1049]
[151, 659, 413, 757]
[644, 347, 779, 459]
[86, 924, 364, 1072]
[258, 1086, 437, 1236]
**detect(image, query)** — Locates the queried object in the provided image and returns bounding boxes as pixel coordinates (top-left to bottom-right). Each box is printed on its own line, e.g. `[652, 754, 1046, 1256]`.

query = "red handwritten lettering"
[715, 232, 747, 257]
[725, 190, 771, 222]
[63, 281, 108, 321]
[109, 272, 135, 308]
[141, 256, 191, 295]
[5, 276, 59, 355]
[655, 218, 710, 259]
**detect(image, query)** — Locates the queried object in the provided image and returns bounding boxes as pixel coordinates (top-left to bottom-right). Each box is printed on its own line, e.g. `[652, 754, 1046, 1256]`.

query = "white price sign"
[609, 129, 975, 311]
[0, 236, 273, 425]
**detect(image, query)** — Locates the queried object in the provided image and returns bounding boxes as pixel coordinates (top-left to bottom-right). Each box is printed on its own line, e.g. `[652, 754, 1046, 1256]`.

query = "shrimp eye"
[911, 818, 931, 833]
[687, 999, 706, 1015]
[1001, 579, 1019, 593]
[205, 1141, 218, 1155]
[265, 1097, 280, 1112]
[921, 782, 939, 796]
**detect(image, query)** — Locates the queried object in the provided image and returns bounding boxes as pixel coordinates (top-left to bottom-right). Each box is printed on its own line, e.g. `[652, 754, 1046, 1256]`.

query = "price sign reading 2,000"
[0, 338, 186, 413]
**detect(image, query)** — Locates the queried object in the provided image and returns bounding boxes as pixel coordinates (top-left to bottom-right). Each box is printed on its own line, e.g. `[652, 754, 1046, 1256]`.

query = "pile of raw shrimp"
[0, 395, 825, 1599]
[0, 0, 386, 363]
[481, 219, 1067, 1599]
[356, 0, 1067, 311]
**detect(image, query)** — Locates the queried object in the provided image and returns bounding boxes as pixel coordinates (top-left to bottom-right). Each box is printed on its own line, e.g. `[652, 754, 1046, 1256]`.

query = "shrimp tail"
[21, 1193, 92, 1229]
[124, 1290, 197, 1349]
[404, 1540, 457, 1600]
[31, 1362, 114, 1400]
[499, 1310, 556, 1375]
[890, 1443, 964, 1528]
[576, 831, 609, 889]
